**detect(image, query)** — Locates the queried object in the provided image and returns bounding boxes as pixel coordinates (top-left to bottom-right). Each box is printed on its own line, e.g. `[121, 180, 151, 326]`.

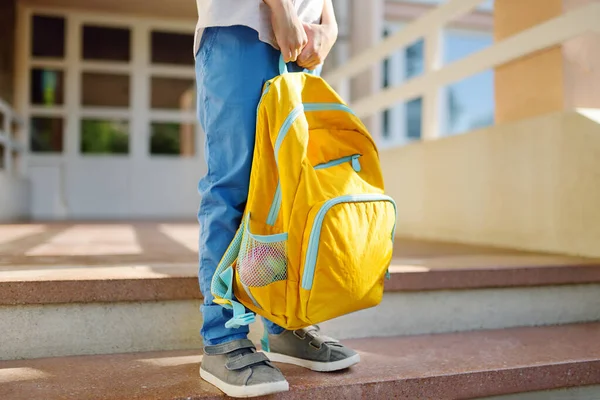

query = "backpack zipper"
[267, 102, 358, 226]
[314, 154, 362, 172]
[267, 154, 362, 226]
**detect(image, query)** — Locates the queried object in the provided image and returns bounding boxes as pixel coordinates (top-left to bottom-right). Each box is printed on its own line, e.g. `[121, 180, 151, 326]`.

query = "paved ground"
[0, 222, 597, 271]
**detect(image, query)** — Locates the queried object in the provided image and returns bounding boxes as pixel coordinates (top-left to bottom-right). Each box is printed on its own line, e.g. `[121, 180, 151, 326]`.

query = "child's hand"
[297, 23, 338, 70]
[267, 0, 308, 62]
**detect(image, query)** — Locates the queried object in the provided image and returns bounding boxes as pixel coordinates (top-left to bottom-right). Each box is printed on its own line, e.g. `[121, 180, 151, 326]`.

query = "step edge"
[2, 264, 600, 305]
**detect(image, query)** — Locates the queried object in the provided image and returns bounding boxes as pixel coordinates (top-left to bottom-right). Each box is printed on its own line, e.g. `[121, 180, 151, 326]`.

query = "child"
[195, 0, 359, 397]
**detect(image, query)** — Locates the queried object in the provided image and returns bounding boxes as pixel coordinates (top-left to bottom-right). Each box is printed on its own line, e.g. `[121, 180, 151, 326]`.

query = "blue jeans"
[196, 25, 319, 346]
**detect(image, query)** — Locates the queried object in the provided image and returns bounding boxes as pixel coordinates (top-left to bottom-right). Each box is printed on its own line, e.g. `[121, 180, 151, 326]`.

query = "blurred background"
[2, 0, 598, 260]
[0, 0, 496, 221]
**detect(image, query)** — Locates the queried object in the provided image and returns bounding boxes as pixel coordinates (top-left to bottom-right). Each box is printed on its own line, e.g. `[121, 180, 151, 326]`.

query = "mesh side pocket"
[237, 230, 288, 288]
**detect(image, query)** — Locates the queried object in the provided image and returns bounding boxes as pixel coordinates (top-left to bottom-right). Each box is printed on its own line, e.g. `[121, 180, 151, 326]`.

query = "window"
[81, 73, 130, 107]
[31, 15, 65, 58]
[444, 30, 494, 135]
[150, 122, 195, 156]
[31, 69, 64, 106]
[404, 39, 424, 140]
[406, 98, 422, 139]
[151, 31, 195, 65]
[30, 117, 64, 153]
[405, 39, 424, 79]
[82, 25, 131, 62]
[26, 11, 198, 160]
[81, 119, 129, 154]
[382, 28, 392, 139]
[381, 24, 493, 143]
[151, 77, 195, 110]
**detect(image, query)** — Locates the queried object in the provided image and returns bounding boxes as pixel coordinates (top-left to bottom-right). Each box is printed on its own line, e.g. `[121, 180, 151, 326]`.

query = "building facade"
[1, 0, 494, 220]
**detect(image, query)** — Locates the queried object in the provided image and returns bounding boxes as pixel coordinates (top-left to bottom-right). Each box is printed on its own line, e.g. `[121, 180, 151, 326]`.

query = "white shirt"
[194, 0, 324, 55]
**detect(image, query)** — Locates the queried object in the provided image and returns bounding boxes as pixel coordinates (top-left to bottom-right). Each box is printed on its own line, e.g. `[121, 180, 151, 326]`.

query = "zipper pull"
[385, 269, 391, 280]
[351, 155, 362, 172]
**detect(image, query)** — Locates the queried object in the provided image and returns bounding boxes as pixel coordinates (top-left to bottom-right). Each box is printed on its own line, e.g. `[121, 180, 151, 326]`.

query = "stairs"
[1, 223, 600, 398]
[1, 324, 599, 399]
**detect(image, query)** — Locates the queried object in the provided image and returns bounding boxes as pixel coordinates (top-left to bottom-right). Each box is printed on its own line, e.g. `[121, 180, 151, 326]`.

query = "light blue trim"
[278, 54, 317, 75]
[218, 266, 256, 329]
[303, 102, 355, 114]
[279, 55, 288, 74]
[246, 211, 287, 241]
[273, 102, 355, 166]
[301, 194, 397, 290]
[351, 155, 362, 172]
[314, 154, 361, 172]
[268, 102, 358, 226]
[266, 183, 281, 226]
[247, 230, 288, 243]
[273, 104, 304, 166]
[256, 81, 271, 118]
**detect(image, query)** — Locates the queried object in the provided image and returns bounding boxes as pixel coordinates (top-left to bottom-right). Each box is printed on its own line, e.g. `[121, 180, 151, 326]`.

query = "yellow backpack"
[210, 59, 397, 333]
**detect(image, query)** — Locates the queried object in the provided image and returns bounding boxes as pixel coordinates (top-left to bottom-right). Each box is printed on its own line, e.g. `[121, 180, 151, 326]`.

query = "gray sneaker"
[264, 325, 360, 372]
[200, 339, 289, 398]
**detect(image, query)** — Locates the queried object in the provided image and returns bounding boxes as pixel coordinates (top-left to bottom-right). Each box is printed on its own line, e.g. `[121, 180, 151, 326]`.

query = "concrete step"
[1, 323, 599, 400]
[2, 233, 600, 360]
[2, 255, 600, 361]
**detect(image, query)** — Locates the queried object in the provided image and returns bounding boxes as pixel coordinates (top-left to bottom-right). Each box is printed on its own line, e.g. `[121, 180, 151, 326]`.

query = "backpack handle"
[278, 54, 317, 75]
[279, 54, 289, 75]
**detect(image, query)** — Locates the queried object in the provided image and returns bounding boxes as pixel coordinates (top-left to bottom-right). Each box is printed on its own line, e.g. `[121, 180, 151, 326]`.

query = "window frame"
[17, 6, 200, 159]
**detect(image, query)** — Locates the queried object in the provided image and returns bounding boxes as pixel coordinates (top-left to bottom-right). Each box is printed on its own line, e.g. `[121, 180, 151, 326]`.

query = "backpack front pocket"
[299, 194, 396, 324]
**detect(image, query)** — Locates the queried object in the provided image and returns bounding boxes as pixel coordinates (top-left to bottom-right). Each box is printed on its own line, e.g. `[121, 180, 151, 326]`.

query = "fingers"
[292, 47, 301, 62]
[283, 49, 300, 63]
[297, 46, 312, 63]
[281, 41, 306, 62]
[297, 50, 320, 70]
[292, 31, 308, 62]
[282, 47, 294, 63]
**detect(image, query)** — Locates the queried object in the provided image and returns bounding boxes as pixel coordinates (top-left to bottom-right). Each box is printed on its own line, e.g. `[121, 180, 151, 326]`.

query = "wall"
[0, 172, 30, 221]
[494, 0, 600, 123]
[562, 0, 600, 110]
[0, 0, 16, 104]
[27, 156, 204, 220]
[493, 0, 564, 124]
[381, 110, 600, 258]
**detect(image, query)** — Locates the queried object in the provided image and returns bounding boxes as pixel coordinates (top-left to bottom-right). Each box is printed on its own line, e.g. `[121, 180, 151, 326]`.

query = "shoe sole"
[200, 367, 289, 398]
[264, 352, 361, 372]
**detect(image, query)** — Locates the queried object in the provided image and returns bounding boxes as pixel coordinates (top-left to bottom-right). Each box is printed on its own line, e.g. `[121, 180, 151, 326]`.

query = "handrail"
[0, 98, 24, 174]
[324, 0, 484, 87]
[350, 2, 600, 119]
[324, 0, 600, 140]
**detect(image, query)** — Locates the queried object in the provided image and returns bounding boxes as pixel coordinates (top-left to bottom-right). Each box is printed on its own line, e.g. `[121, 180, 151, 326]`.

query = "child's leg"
[196, 25, 284, 345]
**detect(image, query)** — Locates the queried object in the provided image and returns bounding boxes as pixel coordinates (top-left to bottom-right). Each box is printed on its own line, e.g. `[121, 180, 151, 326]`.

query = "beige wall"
[562, 0, 600, 110]
[494, 0, 600, 123]
[382, 110, 600, 258]
[494, 0, 564, 123]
